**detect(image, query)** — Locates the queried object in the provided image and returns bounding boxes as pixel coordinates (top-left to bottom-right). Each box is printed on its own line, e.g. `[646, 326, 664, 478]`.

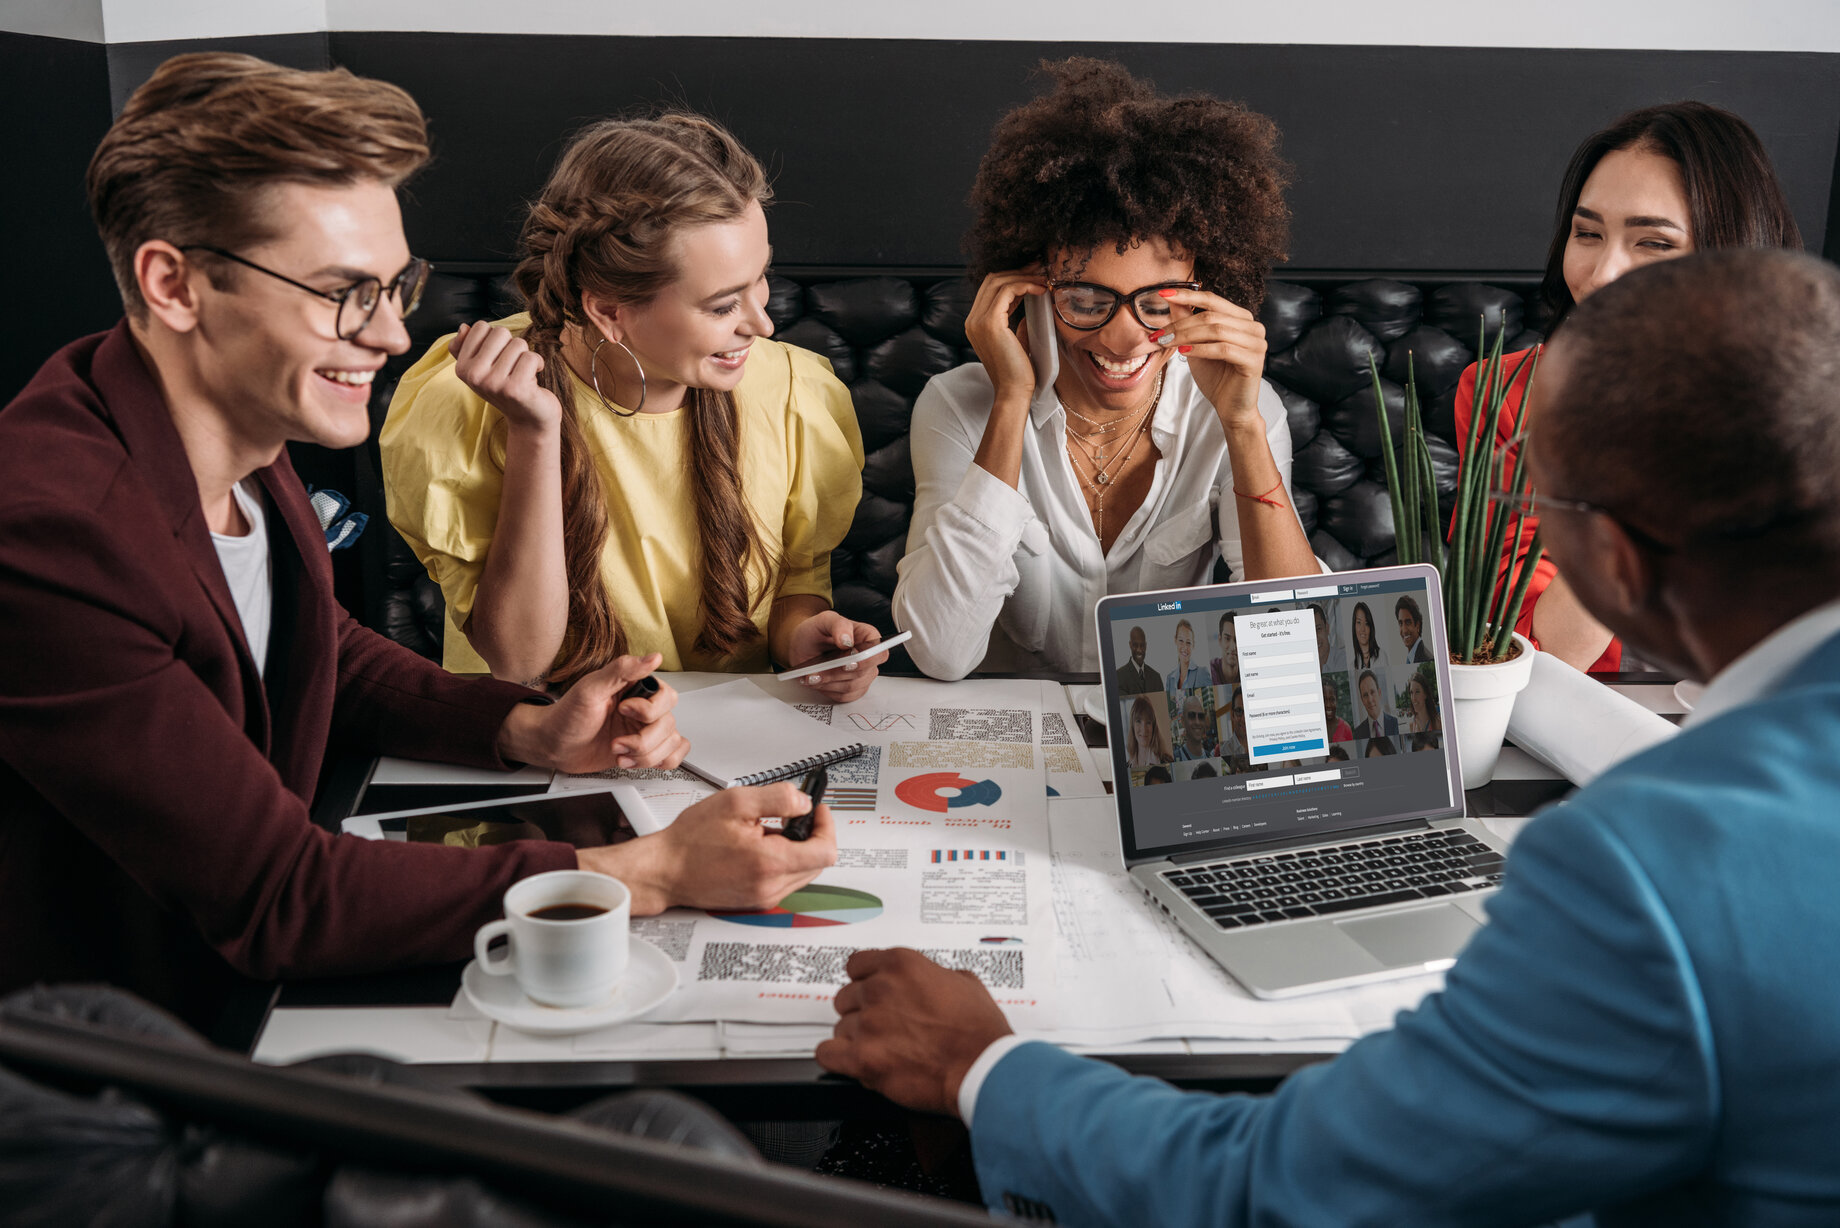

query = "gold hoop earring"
[589, 336, 645, 417]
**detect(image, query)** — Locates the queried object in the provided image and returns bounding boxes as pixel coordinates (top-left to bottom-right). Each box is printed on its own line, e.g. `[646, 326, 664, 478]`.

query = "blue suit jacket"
[973, 630, 1840, 1226]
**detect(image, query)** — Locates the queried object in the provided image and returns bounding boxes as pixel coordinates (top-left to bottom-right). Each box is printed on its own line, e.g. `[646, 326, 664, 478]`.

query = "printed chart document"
[542, 674, 1097, 1030]
[641, 766, 1055, 1028]
[1039, 679, 1106, 799]
[1234, 609, 1330, 763]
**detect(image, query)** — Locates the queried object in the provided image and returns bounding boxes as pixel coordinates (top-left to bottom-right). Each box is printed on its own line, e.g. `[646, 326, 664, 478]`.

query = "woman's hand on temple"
[1148, 288, 1268, 428]
[965, 270, 1048, 408]
[449, 320, 563, 432]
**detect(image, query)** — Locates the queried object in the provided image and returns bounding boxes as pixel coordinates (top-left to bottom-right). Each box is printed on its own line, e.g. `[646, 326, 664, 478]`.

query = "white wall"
[102, 0, 326, 42]
[2, 0, 325, 43]
[4, 0, 104, 42]
[323, 0, 1840, 53]
[12, 0, 1840, 51]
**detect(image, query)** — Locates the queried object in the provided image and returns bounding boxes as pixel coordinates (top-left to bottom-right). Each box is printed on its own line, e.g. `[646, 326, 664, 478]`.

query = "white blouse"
[892, 354, 1316, 679]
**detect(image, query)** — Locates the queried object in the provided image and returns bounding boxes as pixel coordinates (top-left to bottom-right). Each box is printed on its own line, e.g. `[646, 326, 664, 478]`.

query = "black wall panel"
[5, 32, 117, 404]
[8, 30, 1839, 404]
[330, 35, 1839, 275]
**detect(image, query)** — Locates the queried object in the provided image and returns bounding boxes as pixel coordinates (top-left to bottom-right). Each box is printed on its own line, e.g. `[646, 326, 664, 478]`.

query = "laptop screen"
[1096, 564, 1463, 864]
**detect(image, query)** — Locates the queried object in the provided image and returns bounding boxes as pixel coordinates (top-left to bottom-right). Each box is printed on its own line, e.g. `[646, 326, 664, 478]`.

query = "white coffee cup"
[474, 870, 631, 1007]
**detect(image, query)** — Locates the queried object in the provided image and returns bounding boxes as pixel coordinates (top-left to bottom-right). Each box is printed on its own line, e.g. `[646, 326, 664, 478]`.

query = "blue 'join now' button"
[1257, 738, 1326, 757]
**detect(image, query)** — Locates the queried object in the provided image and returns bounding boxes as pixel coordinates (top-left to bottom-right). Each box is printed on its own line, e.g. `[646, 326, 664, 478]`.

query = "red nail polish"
[1179, 345, 1193, 354]
[1158, 288, 1180, 298]
[1148, 330, 1163, 341]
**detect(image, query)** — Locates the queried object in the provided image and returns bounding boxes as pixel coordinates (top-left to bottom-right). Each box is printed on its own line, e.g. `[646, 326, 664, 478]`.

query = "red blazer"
[1453, 352, 1622, 672]
[0, 324, 574, 1028]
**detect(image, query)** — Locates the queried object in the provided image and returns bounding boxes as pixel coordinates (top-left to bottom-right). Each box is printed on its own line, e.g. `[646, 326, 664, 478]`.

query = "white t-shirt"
[211, 479, 272, 677]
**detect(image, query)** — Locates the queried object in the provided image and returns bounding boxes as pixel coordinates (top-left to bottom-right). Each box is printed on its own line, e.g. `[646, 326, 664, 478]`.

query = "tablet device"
[343, 792, 629, 848]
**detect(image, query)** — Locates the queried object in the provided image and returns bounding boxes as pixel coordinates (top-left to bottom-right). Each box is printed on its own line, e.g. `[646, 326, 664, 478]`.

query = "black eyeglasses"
[1047, 279, 1201, 331]
[1487, 489, 1678, 553]
[1487, 490, 1594, 520]
[1488, 489, 1813, 556]
[181, 245, 430, 340]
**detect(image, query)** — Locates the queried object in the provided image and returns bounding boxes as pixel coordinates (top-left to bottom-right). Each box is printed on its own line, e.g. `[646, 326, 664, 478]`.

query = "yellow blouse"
[379, 316, 864, 674]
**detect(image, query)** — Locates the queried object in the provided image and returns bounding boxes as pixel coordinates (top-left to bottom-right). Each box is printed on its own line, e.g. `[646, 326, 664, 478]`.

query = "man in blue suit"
[818, 249, 1840, 1225]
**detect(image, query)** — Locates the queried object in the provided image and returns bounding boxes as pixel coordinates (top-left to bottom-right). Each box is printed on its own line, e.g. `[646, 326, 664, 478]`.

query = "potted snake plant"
[1370, 325, 1543, 788]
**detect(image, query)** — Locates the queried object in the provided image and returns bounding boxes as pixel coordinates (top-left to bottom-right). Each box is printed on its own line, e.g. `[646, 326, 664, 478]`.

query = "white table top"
[253, 677, 1688, 1069]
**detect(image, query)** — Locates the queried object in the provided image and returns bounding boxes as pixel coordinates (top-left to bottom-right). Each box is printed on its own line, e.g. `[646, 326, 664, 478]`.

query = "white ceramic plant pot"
[1448, 633, 1537, 790]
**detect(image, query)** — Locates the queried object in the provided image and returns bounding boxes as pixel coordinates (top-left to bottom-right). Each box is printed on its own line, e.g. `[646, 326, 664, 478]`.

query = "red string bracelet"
[1234, 479, 1287, 509]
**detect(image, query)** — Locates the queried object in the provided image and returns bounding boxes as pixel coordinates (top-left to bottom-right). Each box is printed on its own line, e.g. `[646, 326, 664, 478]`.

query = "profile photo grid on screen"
[1105, 576, 1450, 854]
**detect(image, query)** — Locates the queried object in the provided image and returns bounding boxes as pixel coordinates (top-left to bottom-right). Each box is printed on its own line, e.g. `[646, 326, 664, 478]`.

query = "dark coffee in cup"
[530, 902, 608, 921]
[477, 871, 632, 1007]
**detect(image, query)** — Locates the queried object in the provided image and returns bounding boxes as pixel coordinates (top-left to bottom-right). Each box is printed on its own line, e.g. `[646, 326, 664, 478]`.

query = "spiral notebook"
[671, 678, 866, 788]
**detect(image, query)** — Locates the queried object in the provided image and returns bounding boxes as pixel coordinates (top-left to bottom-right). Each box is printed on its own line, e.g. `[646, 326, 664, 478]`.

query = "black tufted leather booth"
[337, 267, 1545, 664]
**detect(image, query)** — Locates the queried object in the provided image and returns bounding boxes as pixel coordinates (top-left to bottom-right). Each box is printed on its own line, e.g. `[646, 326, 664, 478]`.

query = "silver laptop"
[1095, 563, 1504, 999]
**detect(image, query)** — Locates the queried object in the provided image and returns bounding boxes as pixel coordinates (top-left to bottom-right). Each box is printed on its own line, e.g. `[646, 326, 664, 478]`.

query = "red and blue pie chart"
[710, 884, 885, 928]
[895, 772, 1004, 812]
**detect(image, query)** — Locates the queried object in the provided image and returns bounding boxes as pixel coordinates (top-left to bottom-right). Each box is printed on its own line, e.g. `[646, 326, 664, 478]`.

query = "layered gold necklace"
[1063, 368, 1167, 541]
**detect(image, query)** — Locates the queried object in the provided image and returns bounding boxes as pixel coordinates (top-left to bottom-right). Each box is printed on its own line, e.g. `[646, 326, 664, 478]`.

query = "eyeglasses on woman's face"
[1047, 279, 1201, 331]
[181, 244, 431, 340]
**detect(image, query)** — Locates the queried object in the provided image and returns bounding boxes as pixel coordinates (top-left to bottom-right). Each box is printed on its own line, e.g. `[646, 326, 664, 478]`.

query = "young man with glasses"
[0, 53, 835, 1030]
[821, 249, 1840, 1226]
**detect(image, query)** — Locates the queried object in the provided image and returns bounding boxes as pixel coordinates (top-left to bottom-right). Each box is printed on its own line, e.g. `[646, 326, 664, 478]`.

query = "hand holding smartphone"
[1023, 291, 1059, 394]
[774, 629, 911, 682]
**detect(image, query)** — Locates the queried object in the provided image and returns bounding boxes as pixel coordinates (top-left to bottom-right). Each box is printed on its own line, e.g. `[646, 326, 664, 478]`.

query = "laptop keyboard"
[1159, 829, 1505, 930]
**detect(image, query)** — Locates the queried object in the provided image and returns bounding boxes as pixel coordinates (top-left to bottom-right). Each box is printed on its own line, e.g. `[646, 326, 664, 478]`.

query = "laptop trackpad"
[1336, 905, 1479, 969]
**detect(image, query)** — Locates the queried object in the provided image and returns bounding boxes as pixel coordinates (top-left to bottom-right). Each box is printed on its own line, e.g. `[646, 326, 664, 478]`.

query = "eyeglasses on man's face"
[1486, 490, 1599, 521]
[181, 244, 431, 341]
[1487, 488, 1673, 550]
[1485, 488, 1810, 557]
[1047, 279, 1201, 331]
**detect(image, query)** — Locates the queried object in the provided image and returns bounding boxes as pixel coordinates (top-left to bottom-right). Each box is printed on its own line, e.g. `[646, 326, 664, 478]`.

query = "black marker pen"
[778, 765, 828, 841]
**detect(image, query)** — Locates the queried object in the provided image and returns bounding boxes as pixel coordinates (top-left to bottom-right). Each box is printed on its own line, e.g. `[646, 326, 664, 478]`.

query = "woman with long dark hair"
[1456, 102, 1800, 671]
[1407, 672, 1442, 736]
[382, 115, 881, 698]
[1349, 600, 1384, 669]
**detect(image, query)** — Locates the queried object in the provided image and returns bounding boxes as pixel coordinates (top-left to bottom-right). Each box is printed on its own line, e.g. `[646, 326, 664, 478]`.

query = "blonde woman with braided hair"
[382, 115, 881, 702]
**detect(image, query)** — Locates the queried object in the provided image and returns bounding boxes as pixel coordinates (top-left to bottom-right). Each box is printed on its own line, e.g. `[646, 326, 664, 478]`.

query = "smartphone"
[1024, 292, 1059, 393]
[774, 629, 912, 681]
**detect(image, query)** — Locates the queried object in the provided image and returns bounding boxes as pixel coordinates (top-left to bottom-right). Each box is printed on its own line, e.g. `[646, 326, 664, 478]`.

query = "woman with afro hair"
[893, 60, 1320, 680]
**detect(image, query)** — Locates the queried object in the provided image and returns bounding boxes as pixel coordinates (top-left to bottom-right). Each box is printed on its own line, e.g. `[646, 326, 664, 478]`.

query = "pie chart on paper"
[709, 884, 885, 928]
[895, 772, 1004, 812]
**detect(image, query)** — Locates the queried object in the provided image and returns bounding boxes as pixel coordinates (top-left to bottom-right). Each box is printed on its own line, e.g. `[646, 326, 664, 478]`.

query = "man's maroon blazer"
[0, 324, 575, 1028]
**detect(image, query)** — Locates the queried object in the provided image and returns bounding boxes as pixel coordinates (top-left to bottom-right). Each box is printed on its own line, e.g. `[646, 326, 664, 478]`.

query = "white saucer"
[1068, 684, 1107, 724]
[1673, 679, 1706, 712]
[461, 936, 678, 1035]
